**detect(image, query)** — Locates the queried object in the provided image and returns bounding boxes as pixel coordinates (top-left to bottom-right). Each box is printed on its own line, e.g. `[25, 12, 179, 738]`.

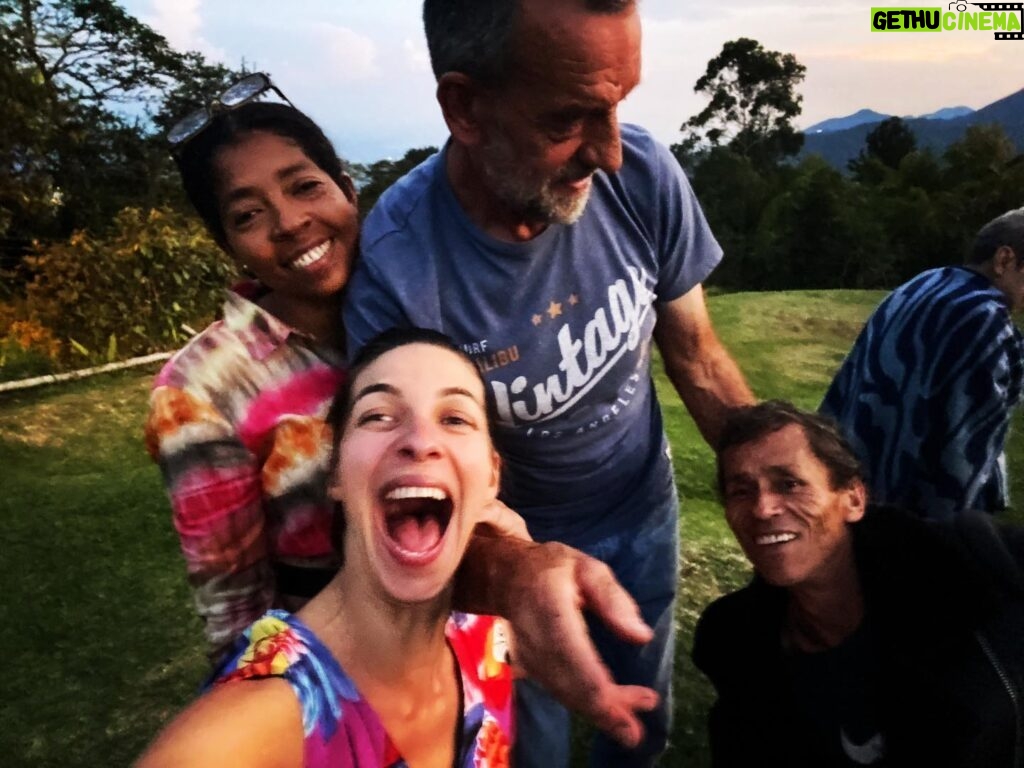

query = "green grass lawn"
[4, 289, 1022, 767]
[0, 372, 208, 767]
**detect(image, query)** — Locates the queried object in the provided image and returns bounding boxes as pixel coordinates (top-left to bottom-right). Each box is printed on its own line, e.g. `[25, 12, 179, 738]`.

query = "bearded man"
[344, 1, 753, 764]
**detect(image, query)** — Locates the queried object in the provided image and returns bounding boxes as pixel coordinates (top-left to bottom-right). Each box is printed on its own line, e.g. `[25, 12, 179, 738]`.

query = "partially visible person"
[344, 1, 754, 763]
[144, 76, 658, 747]
[139, 328, 515, 767]
[821, 208, 1024, 520]
[694, 400, 1024, 768]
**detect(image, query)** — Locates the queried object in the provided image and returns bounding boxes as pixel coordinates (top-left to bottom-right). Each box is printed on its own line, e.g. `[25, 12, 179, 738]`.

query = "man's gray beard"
[479, 136, 592, 226]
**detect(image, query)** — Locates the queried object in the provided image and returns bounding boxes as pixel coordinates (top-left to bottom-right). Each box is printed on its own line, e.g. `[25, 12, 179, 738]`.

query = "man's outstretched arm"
[655, 284, 755, 448]
[453, 527, 658, 748]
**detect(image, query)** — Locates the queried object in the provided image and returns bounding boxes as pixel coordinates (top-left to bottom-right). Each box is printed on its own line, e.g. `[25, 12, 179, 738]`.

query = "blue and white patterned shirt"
[821, 266, 1024, 520]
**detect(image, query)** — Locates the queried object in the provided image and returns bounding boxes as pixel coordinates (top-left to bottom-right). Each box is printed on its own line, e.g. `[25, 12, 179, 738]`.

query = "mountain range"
[800, 88, 1024, 169]
[804, 106, 975, 134]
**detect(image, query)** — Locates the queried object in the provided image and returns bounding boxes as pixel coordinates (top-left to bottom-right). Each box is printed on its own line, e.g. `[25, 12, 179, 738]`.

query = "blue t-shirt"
[821, 266, 1024, 520]
[345, 125, 721, 540]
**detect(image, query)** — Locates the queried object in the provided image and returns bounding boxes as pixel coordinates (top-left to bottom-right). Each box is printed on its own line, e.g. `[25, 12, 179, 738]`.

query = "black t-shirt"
[788, 621, 888, 766]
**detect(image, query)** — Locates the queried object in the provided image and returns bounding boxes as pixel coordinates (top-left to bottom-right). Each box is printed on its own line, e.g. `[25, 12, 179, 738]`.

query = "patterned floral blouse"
[145, 285, 346, 658]
[214, 610, 514, 767]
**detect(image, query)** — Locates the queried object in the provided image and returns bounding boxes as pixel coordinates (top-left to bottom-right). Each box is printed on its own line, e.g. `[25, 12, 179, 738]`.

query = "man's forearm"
[665, 339, 754, 448]
[654, 286, 755, 448]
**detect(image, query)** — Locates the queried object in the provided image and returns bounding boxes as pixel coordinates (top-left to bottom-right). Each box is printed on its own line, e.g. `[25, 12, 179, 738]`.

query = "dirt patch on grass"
[0, 371, 153, 449]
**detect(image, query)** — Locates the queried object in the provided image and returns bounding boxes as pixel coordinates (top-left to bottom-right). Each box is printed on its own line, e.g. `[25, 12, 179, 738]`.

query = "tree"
[351, 147, 438, 218]
[2, 0, 181, 109]
[753, 156, 882, 289]
[0, 0, 244, 246]
[0, 41, 54, 240]
[936, 124, 1024, 258]
[686, 146, 780, 288]
[676, 38, 806, 167]
[24, 207, 232, 361]
[848, 117, 917, 181]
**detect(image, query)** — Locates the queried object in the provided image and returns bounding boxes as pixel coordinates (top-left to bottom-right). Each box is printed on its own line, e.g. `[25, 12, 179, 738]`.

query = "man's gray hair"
[968, 207, 1024, 265]
[422, 0, 635, 86]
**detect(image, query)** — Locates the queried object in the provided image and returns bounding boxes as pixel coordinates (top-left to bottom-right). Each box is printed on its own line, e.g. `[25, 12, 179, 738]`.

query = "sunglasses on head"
[167, 72, 295, 151]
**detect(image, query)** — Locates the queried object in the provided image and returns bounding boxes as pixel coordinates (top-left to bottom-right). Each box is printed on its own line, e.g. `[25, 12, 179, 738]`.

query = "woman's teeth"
[385, 486, 448, 501]
[290, 240, 331, 269]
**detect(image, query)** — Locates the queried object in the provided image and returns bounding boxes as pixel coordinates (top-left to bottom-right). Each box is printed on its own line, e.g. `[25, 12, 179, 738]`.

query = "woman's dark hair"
[326, 327, 500, 552]
[174, 101, 347, 246]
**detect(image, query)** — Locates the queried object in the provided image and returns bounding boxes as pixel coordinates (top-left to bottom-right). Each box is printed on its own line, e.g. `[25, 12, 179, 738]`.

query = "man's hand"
[476, 499, 533, 542]
[454, 532, 659, 747]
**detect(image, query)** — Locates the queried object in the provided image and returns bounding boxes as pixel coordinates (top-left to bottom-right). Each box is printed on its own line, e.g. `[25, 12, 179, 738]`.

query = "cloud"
[142, 0, 225, 61]
[311, 24, 379, 80]
[119, 0, 1024, 164]
[403, 38, 432, 74]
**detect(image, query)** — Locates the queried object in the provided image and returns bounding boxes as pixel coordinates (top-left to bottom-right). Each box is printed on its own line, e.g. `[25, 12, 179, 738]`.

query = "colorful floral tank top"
[213, 610, 513, 767]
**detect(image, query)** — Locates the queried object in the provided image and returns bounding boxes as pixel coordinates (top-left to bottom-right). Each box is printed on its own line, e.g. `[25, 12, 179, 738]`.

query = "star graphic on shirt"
[532, 314, 543, 326]
[547, 301, 563, 319]
[568, 294, 579, 306]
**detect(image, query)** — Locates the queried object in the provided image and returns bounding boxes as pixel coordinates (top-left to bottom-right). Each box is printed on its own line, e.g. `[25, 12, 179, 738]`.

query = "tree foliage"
[685, 124, 1023, 291]
[350, 146, 438, 218]
[0, 0, 244, 246]
[2, 0, 180, 107]
[674, 38, 1024, 292]
[849, 116, 917, 180]
[23, 207, 233, 362]
[676, 38, 806, 168]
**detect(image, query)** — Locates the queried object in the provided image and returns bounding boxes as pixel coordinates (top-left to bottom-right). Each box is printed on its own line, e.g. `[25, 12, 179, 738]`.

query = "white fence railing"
[0, 352, 172, 394]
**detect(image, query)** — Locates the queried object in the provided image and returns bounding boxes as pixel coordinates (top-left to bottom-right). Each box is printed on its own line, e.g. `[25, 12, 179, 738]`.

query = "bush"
[24, 207, 234, 362]
[0, 318, 62, 380]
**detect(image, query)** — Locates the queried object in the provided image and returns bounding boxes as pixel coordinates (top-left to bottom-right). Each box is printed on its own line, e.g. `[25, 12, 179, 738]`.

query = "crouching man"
[694, 400, 1024, 767]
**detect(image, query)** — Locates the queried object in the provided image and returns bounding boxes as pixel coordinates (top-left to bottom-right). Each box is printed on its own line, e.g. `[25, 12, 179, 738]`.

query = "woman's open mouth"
[380, 485, 454, 566]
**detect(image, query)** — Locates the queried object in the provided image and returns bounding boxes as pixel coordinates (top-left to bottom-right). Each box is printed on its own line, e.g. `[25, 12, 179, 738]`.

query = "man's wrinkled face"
[473, 1, 641, 225]
[719, 425, 865, 589]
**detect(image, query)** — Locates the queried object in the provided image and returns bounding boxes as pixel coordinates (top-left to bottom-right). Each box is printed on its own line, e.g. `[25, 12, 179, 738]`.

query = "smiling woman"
[144, 97, 359, 664]
[138, 328, 515, 768]
[212, 131, 358, 326]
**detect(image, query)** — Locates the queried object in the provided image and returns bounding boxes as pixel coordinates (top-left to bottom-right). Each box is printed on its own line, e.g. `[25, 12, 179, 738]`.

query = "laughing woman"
[139, 328, 514, 768]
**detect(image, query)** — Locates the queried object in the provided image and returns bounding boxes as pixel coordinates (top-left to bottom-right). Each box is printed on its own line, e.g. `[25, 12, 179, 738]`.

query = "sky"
[118, 0, 1024, 164]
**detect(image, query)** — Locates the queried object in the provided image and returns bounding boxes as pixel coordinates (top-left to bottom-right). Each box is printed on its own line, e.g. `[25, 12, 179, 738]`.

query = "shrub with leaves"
[0, 317, 63, 380]
[24, 207, 234, 362]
